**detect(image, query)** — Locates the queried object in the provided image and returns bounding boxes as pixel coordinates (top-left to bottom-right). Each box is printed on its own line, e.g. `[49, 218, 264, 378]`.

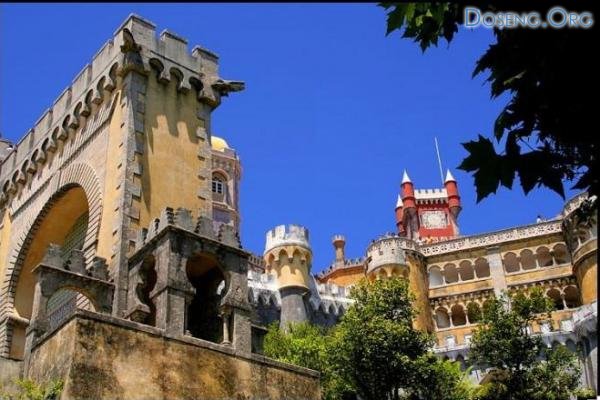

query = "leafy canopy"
[470, 288, 582, 400]
[380, 2, 597, 204]
[265, 277, 478, 400]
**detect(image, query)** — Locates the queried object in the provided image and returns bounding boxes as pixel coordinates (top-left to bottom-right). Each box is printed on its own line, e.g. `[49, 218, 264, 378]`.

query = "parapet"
[133, 207, 242, 251]
[332, 234, 345, 243]
[414, 188, 448, 204]
[366, 235, 413, 274]
[264, 224, 310, 254]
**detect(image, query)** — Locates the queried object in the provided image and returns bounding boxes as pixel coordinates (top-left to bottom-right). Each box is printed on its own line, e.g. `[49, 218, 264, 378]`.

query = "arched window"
[212, 174, 225, 194]
[576, 227, 591, 245]
[520, 249, 537, 270]
[563, 286, 581, 309]
[547, 288, 564, 311]
[467, 302, 482, 324]
[451, 304, 467, 326]
[428, 266, 443, 287]
[503, 252, 519, 273]
[552, 244, 570, 265]
[474, 258, 491, 278]
[186, 253, 227, 343]
[458, 260, 474, 281]
[443, 263, 459, 284]
[536, 247, 553, 267]
[435, 308, 450, 329]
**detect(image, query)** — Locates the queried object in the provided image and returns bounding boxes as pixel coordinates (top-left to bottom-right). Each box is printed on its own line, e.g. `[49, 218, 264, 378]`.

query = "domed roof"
[211, 135, 230, 152]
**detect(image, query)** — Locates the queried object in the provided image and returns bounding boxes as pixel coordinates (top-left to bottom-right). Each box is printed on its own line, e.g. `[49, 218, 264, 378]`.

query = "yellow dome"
[211, 135, 230, 152]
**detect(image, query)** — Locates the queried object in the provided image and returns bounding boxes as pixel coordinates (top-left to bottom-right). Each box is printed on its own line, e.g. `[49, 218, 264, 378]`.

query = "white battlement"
[366, 236, 410, 273]
[332, 234, 345, 243]
[414, 188, 447, 200]
[264, 224, 310, 254]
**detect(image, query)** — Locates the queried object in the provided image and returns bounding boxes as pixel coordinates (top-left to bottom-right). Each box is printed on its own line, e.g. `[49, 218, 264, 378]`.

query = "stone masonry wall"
[27, 311, 321, 400]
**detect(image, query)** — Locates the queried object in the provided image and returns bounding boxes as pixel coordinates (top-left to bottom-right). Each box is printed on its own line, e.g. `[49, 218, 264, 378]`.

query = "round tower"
[400, 170, 418, 238]
[365, 236, 433, 332]
[264, 224, 312, 329]
[444, 170, 461, 220]
[562, 194, 598, 305]
[332, 234, 346, 265]
[395, 195, 405, 235]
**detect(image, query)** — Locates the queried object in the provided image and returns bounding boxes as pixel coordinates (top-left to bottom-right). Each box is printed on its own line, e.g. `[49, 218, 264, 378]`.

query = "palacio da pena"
[0, 15, 596, 399]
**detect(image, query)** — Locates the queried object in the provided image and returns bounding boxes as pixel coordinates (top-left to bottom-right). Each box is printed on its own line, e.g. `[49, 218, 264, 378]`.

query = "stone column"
[218, 253, 253, 353]
[23, 270, 49, 373]
[150, 235, 195, 337]
[486, 246, 508, 297]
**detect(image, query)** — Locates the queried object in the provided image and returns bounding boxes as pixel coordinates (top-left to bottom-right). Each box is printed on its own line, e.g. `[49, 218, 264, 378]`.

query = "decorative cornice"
[420, 220, 563, 257]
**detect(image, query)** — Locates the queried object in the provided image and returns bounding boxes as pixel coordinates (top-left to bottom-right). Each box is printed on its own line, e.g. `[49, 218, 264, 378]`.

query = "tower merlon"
[264, 224, 311, 255]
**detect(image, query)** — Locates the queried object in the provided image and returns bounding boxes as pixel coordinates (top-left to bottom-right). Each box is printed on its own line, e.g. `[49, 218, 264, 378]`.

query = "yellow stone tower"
[264, 225, 312, 329]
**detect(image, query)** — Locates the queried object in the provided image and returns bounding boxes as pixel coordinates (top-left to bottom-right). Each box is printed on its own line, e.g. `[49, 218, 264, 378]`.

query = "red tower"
[396, 169, 461, 242]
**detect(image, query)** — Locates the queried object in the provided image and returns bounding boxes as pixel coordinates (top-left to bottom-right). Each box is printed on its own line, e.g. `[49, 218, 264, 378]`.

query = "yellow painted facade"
[138, 76, 208, 227]
[265, 245, 312, 291]
[319, 194, 597, 354]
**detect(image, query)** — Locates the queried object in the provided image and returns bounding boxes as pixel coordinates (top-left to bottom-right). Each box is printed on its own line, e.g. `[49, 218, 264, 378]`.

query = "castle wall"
[27, 312, 321, 400]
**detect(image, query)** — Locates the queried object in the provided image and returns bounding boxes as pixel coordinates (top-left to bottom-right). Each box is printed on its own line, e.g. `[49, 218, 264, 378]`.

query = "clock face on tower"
[421, 210, 447, 229]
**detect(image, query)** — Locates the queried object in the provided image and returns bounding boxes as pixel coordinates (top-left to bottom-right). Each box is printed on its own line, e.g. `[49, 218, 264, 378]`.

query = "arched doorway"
[186, 253, 227, 343]
[9, 185, 90, 359]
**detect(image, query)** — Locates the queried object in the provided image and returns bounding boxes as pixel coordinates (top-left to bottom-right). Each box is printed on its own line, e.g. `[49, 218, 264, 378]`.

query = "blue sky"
[0, 4, 578, 272]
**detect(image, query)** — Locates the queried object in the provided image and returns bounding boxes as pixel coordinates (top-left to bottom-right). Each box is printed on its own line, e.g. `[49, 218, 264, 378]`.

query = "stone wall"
[0, 357, 22, 393]
[27, 310, 321, 400]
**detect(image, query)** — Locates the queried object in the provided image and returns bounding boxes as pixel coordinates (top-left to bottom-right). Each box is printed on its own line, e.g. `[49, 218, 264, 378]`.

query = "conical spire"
[444, 169, 456, 183]
[401, 170, 412, 184]
[396, 194, 403, 208]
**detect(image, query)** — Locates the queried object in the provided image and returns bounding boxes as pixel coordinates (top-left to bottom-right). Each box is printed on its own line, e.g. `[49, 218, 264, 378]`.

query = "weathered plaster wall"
[321, 266, 364, 287]
[139, 75, 209, 227]
[0, 357, 22, 393]
[573, 239, 597, 305]
[27, 313, 321, 400]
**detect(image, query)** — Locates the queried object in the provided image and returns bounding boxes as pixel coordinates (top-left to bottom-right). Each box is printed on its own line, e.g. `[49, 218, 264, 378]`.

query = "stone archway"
[0, 163, 102, 359]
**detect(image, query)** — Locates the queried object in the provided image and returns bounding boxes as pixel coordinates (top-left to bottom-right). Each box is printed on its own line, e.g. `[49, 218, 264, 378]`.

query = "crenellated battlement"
[264, 224, 311, 254]
[0, 13, 244, 207]
[133, 207, 242, 251]
[366, 236, 413, 274]
[40, 244, 110, 281]
[414, 188, 448, 203]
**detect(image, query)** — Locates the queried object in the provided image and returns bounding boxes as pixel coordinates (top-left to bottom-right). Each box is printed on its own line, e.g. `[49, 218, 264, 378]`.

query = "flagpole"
[434, 137, 444, 185]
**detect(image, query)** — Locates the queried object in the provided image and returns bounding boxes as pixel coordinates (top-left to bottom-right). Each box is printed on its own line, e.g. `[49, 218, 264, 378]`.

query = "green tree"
[406, 354, 480, 400]
[380, 3, 597, 205]
[332, 277, 432, 399]
[263, 322, 352, 400]
[265, 277, 477, 400]
[469, 288, 581, 400]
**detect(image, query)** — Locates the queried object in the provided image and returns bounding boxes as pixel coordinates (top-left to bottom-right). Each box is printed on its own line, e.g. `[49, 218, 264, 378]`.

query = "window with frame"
[212, 176, 225, 194]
